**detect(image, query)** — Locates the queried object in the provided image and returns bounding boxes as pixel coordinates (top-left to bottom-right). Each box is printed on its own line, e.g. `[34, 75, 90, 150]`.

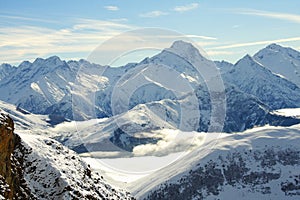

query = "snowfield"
[16, 133, 133, 199]
[133, 124, 300, 199]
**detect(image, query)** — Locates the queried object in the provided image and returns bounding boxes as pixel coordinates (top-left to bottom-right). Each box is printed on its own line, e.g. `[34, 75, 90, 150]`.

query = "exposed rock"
[145, 148, 300, 200]
[0, 110, 134, 199]
[0, 111, 33, 199]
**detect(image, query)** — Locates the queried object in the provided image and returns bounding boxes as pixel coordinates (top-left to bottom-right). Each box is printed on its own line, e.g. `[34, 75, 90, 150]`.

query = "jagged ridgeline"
[0, 41, 300, 133]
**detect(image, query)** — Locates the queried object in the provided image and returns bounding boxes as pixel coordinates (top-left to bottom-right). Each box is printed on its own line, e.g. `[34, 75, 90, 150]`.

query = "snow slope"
[272, 108, 300, 118]
[0, 100, 50, 132]
[130, 124, 300, 199]
[16, 133, 133, 199]
[222, 54, 300, 110]
[254, 43, 300, 87]
[0, 63, 16, 81]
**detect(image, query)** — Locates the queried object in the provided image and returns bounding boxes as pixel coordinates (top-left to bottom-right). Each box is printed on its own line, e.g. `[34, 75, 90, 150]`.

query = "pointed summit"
[265, 43, 284, 52]
[242, 54, 253, 60]
[167, 40, 207, 62]
[235, 54, 257, 67]
[254, 43, 300, 87]
[170, 40, 198, 53]
[45, 56, 64, 66]
[266, 43, 281, 48]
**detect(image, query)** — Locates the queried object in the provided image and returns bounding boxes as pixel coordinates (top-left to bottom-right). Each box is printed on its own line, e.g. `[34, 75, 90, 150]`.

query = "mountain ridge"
[0, 41, 300, 132]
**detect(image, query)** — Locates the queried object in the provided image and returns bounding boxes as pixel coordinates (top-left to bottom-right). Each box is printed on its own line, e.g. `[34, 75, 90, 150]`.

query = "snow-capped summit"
[234, 54, 273, 75]
[169, 40, 200, 55]
[0, 63, 16, 81]
[266, 43, 283, 51]
[222, 54, 300, 109]
[254, 43, 300, 87]
[43, 55, 64, 66]
[167, 40, 208, 62]
[0, 42, 300, 124]
[0, 56, 77, 115]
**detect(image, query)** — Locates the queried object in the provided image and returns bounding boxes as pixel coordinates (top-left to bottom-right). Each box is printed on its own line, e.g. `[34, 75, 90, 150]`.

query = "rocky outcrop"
[0, 111, 33, 199]
[145, 148, 300, 200]
[0, 111, 134, 199]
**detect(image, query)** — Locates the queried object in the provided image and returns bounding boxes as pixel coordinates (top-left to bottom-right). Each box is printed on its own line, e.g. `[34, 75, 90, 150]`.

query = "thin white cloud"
[154, 34, 217, 41]
[236, 9, 300, 24]
[210, 37, 300, 50]
[186, 34, 217, 40]
[140, 11, 168, 18]
[104, 5, 119, 11]
[110, 18, 128, 22]
[0, 14, 57, 23]
[0, 18, 134, 64]
[173, 3, 199, 13]
[73, 18, 132, 31]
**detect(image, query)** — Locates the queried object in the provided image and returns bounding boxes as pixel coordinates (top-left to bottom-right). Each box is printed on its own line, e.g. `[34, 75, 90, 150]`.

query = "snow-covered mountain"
[0, 56, 76, 114]
[1, 41, 300, 200]
[0, 63, 16, 81]
[221, 54, 300, 110]
[54, 84, 300, 155]
[254, 43, 300, 87]
[1, 41, 300, 155]
[0, 57, 112, 120]
[131, 124, 300, 200]
[0, 110, 133, 199]
[0, 100, 49, 131]
[1, 41, 300, 123]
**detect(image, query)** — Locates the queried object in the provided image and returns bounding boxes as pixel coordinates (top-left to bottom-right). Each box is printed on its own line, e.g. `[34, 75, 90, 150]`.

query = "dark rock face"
[110, 128, 159, 152]
[0, 111, 33, 199]
[144, 148, 300, 200]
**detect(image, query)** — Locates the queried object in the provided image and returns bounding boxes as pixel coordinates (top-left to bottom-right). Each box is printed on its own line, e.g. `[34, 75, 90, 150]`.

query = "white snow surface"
[17, 133, 132, 200]
[254, 43, 300, 87]
[130, 124, 300, 199]
[272, 108, 300, 118]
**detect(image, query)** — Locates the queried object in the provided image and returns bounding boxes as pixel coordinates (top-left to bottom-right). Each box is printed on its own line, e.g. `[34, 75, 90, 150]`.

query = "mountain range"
[0, 42, 300, 127]
[0, 41, 300, 199]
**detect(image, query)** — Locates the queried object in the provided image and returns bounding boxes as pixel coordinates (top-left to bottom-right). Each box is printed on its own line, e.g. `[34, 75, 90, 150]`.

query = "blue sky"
[1, 0, 300, 65]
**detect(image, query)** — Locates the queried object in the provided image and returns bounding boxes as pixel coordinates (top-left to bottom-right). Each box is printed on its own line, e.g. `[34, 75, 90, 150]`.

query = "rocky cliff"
[0, 111, 33, 199]
[0, 110, 134, 199]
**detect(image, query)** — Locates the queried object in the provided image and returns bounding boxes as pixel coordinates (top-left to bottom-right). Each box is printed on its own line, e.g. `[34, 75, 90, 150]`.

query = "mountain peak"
[235, 54, 270, 72]
[45, 56, 63, 64]
[0, 63, 13, 69]
[33, 56, 63, 65]
[243, 54, 253, 60]
[33, 57, 44, 64]
[170, 40, 197, 52]
[266, 43, 284, 51]
[19, 61, 31, 67]
[46, 55, 61, 61]
[237, 54, 255, 65]
[167, 40, 206, 62]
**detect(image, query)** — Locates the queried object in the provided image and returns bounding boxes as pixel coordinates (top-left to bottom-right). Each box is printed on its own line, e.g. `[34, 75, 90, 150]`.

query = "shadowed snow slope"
[254, 43, 300, 88]
[132, 124, 300, 200]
